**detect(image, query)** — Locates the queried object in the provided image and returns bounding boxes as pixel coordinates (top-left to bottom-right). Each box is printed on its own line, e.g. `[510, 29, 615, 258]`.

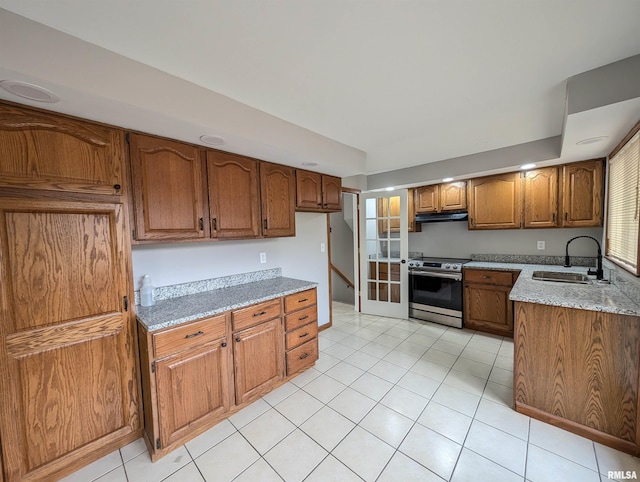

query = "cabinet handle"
[299, 332, 309, 338]
[317, 202, 322, 206]
[264, 219, 268, 230]
[221, 342, 227, 347]
[564, 212, 568, 221]
[198, 218, 204, 231]
[552, 213, 556, 223]
[185, 330, 204, 339]
[470, 217, 475, 226]
[236, 337, 242, 342]
[212, 217, 217, 230]
[482, 275, 491, 279]
[299, 353, 310, 360]
[253, 311, 267, 317]
[298, 298, 309, 303]
[299, 315, 309, 321]
[113, 184, 121, 192]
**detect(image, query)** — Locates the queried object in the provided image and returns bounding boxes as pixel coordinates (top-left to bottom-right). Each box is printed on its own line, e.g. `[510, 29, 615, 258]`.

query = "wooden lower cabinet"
[514, 302, 640, 455]
[0, 198, 141, 481]
[139, 288, 317, 460]
[233, 318, 284, 404]
[463, 268, 518, 337]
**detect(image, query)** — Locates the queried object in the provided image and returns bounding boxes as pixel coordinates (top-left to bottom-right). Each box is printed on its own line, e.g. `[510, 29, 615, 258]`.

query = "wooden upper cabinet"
[295, 170, 342, 212]
[561, 159, 604, 227]
[0, 198, 140, 480]
[415, 185, 439, 213]
[296, 170, 323, 210]
[129, 134, 206, 241]
[415, 182, 466, 213]
[440, 182, 467, 211]
[322, 175, 342, 211]
[407, 188, 421, 232]
[260, 162, 296, 237]
[0, 102, 125, 195]
[207, 151, 260, 239]
[523, 167, 559, 228]
[468, 173, 521, 229]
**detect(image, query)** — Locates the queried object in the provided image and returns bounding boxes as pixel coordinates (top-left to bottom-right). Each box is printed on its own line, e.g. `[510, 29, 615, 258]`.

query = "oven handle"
[409, 271, 462, 281]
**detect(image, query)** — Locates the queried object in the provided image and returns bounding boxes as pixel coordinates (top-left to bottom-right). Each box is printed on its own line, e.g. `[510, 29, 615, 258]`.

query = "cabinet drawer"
[285, 305, 318, 331]
[286, 338, 318, 376]
[284, 289, 317, 313]
[232, 299, 282, 332]
[153, 314, 227, 359]
[285, 321, 318, 350]
[464, 269, 514, 286]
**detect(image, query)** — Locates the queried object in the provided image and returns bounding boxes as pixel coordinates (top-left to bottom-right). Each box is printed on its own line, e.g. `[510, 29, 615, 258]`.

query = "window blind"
[606, 128, 639, 274]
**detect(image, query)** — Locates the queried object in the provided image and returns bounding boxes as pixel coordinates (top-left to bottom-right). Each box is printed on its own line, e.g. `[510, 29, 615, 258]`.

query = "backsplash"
[604, 259, 640, 304]
[134, 268, 282, 305]
[470, 254, 598, 267]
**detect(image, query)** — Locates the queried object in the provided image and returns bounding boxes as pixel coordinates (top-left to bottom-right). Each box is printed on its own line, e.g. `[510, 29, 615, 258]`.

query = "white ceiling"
[1, 1, 640, 179]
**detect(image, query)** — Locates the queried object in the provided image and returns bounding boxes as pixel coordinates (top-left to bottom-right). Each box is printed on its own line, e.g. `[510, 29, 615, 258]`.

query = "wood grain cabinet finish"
[415, 185, 439, 213]
[206, 151, 260, 238]
[522, 167, 559, 228]
[295, 170, 342, 212]
[260, 162, 296, 237]
[0, 102, 125, 196]
[407, 188, 421, 232]
[463, 268, 517, 337]
[138, 313, 231, 461]
[283, 289, 319, 376]
[0, 198, 141, 481]
[514, 302, 640, 455]
[440, 182, 467, 211]
[129, 133, 206, 240]
[561, 159, 604, 227]
[468, 173, 521, 229]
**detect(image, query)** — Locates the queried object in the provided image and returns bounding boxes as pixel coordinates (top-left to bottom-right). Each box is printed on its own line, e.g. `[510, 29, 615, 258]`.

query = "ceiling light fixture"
[520, 163, 536, 170]
[576, 136, 608, 145]
[385, 187, 395, 191]
[301, 162, 318, 167]
[0, 80, 59, 103]
[442, 177, 454, 182]
[200, 135, 225, 146]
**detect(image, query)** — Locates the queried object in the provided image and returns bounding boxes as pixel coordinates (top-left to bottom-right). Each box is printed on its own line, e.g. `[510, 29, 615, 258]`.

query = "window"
[606, 121, 640, 276]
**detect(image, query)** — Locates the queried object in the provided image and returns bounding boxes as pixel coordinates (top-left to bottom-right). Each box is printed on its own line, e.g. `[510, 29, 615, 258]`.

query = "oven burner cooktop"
[408, 257, 471, 272]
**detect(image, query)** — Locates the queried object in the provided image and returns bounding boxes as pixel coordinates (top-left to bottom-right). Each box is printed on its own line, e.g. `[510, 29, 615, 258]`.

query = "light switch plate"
[260, 252, 267, 263]
[320, 243, 326, 253]
[537, 241, 545, 250]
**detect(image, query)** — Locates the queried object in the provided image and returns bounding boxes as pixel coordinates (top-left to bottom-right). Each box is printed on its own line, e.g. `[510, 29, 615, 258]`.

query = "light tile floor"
[62, 302, 640, 482]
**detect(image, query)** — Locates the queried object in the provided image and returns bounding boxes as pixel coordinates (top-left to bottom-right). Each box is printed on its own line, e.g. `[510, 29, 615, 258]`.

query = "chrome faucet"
[564, 235, 604, 280]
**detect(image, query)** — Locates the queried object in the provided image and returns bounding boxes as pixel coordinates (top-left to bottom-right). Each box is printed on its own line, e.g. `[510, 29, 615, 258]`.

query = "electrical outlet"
[259, 252, 267, 264]
[537, 241, 545, 250]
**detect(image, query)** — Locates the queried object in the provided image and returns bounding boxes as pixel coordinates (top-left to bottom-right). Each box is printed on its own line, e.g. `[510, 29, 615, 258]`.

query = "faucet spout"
[564, 235, 604, 280]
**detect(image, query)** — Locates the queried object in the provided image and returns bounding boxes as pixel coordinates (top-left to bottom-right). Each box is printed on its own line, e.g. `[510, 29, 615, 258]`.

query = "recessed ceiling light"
[301, 162, 318, 167]
[442, 177, 454, 182]
[0, 80, 59, 103]
[520, 163, 536, 170]
[576, 136, 608, 145]
[385, 187, 395, 191]
[200, 135, 225, 146]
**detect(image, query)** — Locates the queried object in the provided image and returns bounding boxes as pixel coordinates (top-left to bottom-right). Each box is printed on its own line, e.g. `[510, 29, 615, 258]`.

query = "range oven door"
[409, 270, 463, 327]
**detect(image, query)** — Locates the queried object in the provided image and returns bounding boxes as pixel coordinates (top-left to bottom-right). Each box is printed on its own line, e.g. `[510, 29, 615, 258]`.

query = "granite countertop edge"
[137, 277, 318, 332]
[464, 261, 640, 317]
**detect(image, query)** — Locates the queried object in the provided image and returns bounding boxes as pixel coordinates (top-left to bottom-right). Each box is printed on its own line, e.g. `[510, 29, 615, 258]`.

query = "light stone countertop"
[137, 277, 317, 332]
[464, 261, 640, 317]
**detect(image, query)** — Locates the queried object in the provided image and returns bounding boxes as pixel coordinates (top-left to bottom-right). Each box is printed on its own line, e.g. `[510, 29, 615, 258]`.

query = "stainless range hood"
[415, 212, 468, 223]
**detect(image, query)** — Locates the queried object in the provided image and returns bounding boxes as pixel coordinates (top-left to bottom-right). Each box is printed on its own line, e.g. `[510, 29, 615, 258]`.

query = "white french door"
[359, 190, 409, 318]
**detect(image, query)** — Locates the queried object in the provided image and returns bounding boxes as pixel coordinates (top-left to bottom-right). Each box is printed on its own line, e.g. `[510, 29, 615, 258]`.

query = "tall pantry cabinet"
[0, 102, 141, 481]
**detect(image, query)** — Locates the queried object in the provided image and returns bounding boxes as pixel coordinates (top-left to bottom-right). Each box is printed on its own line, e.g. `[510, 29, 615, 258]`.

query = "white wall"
[132, 212, 331, 326]
[409, 222, 604, 258]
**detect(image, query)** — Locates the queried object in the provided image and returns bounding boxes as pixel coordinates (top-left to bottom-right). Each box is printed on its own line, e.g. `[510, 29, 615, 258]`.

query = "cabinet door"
[156, 340, 231, 448]
[523, 167, 558, 228]
[415, 185, 439, 213]
[0, 103, 125, 195]
[464, 283, 513, 336]
[440, 182, 467, 211]
[129, 134, 206, 240]
[207, 151, 260, 238]
[233, 319, 284, 405]
[296, 170, 323, 210]
[468, 173, 521, 229]
[260, 162, 296, 237]
[561, 159, 604, 227]
[0, 199, 140, 481]
[407, 188, 421, 232]
[322, 175, 342, 211]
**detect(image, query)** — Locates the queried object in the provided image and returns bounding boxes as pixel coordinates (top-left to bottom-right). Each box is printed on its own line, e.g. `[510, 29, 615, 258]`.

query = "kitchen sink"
[531, 271, 591, 284]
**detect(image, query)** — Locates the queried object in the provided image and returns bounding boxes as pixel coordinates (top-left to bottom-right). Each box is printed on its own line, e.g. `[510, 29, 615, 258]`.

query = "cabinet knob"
[113, 184, 121, 191]
[221, 342, 227, 348]
[236, 337, 241, 343]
